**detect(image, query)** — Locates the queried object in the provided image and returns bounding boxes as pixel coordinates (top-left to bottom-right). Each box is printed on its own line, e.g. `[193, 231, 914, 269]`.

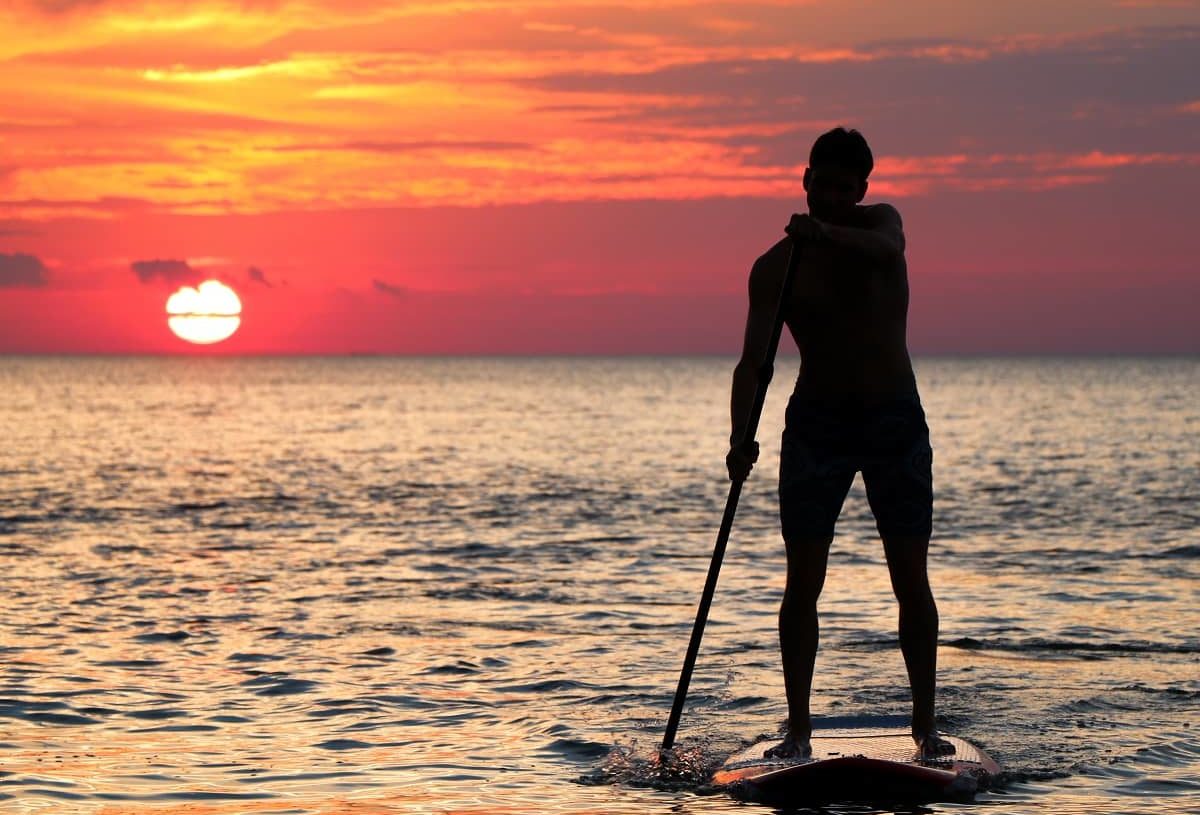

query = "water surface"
[1, 356, 1197, 813]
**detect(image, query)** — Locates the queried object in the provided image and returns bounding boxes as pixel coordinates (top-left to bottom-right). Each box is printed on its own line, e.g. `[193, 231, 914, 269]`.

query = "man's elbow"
[869, 204, 905, 258]
[872, 229, 904, 262]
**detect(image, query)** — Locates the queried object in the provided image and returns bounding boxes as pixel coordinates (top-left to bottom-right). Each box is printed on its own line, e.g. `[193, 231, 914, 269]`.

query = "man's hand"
[726, 439, 760, 482]
[785, 213, 827, 243]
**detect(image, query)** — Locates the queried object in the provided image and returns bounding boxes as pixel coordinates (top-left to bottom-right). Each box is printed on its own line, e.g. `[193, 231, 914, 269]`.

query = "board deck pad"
[713, 720, 1000, 805]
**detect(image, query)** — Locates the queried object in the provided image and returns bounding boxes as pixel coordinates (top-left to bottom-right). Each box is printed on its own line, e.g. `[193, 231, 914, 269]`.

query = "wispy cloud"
[273, 139, 535, 154]
[247, 265, 272, 287]
[131, 258, 196, 285]
[372, 279, 408, 298]
[0, 3, 1197, 216]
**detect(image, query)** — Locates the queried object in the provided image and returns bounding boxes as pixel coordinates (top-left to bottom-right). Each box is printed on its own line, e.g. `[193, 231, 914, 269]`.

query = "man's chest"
[792, 245, 892, 312]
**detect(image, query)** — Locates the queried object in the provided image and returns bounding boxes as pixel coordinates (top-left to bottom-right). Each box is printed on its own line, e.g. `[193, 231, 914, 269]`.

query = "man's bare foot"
[914, 730, 956, 759]
[764, 731, 812, 760]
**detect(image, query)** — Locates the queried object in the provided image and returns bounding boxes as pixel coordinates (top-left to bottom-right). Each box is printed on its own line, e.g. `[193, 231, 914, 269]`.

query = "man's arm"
[790, 203, 905, 266]
[724, 248, 782, 477]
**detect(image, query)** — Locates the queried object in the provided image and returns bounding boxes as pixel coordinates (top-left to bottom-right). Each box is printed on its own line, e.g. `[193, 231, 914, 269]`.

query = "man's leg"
[776, 399, 854, 759]
[861, 400, 952, 758]
[879, 533, 951, 755]
[768, 534, 834, 758]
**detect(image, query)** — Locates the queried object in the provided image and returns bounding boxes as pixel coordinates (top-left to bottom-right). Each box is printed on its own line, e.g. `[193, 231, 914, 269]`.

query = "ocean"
[1, 355, 1197, 814]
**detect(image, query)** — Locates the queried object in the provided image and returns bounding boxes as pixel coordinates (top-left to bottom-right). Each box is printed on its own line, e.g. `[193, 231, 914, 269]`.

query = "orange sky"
[1, 0, 1198, 353]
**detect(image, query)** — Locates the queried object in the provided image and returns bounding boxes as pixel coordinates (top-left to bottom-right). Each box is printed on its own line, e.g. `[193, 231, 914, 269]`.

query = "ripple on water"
[125, 708, 189, 720]
[421, 660, 481, 675]
[227, 652, 279, 663]
[132, 631, 191, 644]
[314, 738, 377, 750]
[93, 659, 166, 669]
[540, 737, 613, 762]
[238, 673, 320, 696]
[0, 700, 102, 726]
[944, 636, 1199, 655]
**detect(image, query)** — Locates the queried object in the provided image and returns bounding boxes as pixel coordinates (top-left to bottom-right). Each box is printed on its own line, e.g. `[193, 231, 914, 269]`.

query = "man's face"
[804, 164, 866, 223]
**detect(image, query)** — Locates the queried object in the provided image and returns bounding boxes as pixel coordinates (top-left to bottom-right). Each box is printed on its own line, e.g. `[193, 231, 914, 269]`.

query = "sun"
[166, 280, 242, 344]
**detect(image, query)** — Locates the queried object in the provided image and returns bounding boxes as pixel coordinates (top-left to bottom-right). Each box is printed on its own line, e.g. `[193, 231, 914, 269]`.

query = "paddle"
[660, 233, 806, 752]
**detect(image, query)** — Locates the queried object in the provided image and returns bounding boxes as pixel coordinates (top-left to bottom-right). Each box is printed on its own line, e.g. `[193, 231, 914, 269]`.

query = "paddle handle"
[661, 236, 805, 751]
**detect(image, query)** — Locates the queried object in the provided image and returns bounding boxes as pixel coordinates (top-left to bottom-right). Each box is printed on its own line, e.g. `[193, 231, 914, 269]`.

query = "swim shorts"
[778, 390, 933, 541]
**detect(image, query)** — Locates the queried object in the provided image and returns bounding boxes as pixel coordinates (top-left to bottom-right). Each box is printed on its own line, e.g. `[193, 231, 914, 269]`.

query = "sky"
[0, 0, 1198, 354]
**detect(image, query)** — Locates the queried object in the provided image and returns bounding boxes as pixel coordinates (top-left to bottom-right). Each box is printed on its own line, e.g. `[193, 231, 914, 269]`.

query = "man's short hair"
[809, 128, 874, 182]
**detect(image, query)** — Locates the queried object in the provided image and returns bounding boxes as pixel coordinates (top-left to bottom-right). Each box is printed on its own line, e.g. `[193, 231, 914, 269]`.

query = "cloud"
[0, 224, 39, 237]
[274, 139, 535, 154]
[20, 0, 108, 13]
[521, 25, 1200, 159]
[247, 265, 272, 287]
[372, 279, 408, 298]
[0, 252, 49, 286]
[131, 258, 196, 285]
[4, 5, 1197, 214]
[18, 0, 288, 16]
[1115, 1, 1197, 7]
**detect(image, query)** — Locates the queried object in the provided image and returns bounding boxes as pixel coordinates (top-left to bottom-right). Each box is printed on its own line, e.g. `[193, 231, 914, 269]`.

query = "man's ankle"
[788, 720, 812, 738]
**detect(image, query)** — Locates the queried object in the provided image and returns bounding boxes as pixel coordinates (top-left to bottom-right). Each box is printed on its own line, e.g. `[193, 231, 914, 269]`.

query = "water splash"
[579, 738, 725, 792]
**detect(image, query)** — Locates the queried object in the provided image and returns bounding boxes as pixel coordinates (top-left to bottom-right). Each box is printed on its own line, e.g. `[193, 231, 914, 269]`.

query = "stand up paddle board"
[712, 717, 1000, 805]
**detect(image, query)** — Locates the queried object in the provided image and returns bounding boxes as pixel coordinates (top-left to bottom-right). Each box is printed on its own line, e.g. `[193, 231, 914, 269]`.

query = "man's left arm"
[790, 204, 905, 265]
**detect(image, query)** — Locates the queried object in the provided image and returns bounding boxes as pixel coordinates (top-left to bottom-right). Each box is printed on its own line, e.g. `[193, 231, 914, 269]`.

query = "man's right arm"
[790, 203, 904, 268]
[728, 242, 788, 479]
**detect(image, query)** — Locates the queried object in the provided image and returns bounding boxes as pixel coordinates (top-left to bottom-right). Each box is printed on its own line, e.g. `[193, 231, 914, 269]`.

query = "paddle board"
[712, 717, 1000, 805]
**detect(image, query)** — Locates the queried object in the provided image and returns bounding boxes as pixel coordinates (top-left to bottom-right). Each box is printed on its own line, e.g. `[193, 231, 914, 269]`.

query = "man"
[726, 128, 954, 760]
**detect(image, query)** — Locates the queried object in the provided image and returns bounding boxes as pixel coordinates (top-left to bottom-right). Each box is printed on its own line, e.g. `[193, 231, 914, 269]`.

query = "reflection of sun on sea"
[167, 280, 242, 344]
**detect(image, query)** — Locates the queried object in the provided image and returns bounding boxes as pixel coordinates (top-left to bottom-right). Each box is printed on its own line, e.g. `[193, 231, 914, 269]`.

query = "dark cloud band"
[132, 258, 196, 285]
[373, 279, 408, 298]
[0, 252, 48, 287]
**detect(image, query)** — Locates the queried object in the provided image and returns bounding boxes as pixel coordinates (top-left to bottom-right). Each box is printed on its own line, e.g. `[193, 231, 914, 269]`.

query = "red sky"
[1, 0, 1198, 354]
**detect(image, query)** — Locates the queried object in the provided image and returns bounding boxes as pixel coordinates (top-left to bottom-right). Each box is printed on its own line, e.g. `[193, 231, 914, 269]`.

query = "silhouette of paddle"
[661, 233, 806, 752]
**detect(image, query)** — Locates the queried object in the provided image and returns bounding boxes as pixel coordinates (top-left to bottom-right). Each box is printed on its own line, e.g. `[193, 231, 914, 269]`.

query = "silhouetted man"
[726, 128, 954, 760]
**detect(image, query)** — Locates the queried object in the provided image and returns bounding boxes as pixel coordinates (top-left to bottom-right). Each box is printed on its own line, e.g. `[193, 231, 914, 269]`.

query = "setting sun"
[166, 280, 242, 344]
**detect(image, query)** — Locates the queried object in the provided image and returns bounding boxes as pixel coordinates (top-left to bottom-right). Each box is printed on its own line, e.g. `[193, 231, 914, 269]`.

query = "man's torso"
[759, 204, 916, 405]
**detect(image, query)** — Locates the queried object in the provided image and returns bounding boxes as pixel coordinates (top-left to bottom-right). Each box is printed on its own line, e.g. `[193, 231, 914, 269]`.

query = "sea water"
[1, 356, 1197, 814]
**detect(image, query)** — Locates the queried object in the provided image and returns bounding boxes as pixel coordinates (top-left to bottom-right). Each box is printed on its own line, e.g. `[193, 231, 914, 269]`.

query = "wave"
[1145, 544, 1200, 559]
[944, 637, 1199, 655]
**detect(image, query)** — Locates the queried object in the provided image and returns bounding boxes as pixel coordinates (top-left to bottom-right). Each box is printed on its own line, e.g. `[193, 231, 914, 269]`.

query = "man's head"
[803, 128, 873, 223]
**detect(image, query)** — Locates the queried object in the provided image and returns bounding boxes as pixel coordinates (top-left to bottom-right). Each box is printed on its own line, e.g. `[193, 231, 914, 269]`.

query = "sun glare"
[166, 280, 242, 345]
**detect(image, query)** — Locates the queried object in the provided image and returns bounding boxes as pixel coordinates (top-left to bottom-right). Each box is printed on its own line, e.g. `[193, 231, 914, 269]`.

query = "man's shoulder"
[747, 237, 792, 299]
[752, 236, 792, 273]
[858, 202, 906, 257]
[858, 202, 903, 224]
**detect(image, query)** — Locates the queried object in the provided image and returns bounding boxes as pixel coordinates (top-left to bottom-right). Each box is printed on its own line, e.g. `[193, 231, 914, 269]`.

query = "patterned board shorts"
[778, 390, 933, 542]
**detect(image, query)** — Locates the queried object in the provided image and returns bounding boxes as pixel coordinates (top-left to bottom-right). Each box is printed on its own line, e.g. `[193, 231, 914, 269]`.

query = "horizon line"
[2, 350, 1197, 360]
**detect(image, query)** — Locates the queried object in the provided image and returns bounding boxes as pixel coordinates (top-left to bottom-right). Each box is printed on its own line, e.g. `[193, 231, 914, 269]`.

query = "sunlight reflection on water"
[0, 356, 1197, 813]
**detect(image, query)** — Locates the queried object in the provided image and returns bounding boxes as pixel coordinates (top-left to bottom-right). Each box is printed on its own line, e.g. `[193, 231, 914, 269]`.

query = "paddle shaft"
[661, 236, 805, 751]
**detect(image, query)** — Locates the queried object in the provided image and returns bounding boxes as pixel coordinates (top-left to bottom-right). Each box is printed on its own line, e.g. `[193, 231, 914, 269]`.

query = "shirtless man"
[726, 128, 954, 760]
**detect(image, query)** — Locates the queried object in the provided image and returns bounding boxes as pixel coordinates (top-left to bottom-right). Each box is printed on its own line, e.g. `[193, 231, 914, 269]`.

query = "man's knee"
[895, 586, 937, 617]
[881, 539, 933, 604]
[891, 574, 936, 613]
[784, 533, 831, 570]
[779, 593, 819, 632]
